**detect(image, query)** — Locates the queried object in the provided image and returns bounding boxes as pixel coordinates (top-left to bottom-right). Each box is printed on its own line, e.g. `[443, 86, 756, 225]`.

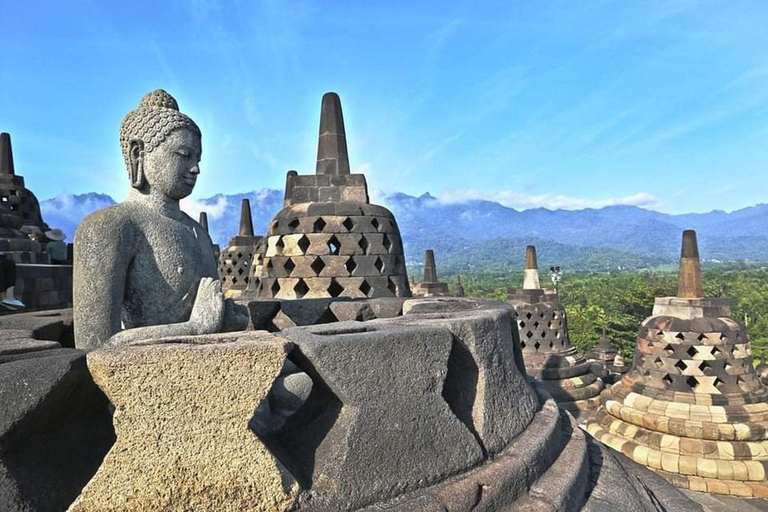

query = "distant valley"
[41, 191, 768, 273]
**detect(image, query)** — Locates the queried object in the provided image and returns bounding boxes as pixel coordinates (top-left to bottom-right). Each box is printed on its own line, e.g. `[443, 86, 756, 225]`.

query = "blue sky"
[1, 0, 767, 214]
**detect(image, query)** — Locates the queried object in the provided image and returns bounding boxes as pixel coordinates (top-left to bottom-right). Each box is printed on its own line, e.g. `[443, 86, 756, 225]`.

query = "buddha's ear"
[128, 139, 145, 189]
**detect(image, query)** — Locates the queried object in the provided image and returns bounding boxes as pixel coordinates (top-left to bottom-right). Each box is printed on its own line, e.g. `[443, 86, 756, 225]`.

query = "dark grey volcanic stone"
[0, 350, 114, 512]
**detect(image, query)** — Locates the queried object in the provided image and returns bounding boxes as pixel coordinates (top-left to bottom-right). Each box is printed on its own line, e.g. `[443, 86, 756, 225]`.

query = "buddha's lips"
[183, 176, 197, 186]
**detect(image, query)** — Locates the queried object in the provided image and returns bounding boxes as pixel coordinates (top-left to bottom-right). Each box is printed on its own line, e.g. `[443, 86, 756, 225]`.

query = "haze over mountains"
[41, 191, 768, 273]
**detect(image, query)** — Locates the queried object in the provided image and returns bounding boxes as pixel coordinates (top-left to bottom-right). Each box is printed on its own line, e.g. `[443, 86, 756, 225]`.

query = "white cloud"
[438, 189, 660, 210]
[180, 195, 229, 220]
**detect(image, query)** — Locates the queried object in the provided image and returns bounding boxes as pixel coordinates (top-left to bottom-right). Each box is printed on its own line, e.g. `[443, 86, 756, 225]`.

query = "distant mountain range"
[40, 191, 768, 273]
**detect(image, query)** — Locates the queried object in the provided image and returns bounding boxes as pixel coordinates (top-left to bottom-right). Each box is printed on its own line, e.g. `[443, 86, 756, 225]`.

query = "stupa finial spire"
[522, 245, 541, 290]
[0, 132, 15, 175]
[678, 230, 703, 298]
[424, 249, 438, 283]
[238, 199, 254, 237]
[315, 92, 350, 176]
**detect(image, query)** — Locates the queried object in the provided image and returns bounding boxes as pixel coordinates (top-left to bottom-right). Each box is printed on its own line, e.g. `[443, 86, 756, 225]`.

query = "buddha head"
[120, 90, 202, 200]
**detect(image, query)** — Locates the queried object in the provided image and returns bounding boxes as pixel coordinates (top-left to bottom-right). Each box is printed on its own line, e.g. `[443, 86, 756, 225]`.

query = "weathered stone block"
[70, 332, 299, 512]
[274, 321, 484, 510]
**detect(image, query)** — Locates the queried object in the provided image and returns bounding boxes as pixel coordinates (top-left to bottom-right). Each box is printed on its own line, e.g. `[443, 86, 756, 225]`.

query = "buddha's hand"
[189, 277, 225, 334]
[222, 299, 249, 332]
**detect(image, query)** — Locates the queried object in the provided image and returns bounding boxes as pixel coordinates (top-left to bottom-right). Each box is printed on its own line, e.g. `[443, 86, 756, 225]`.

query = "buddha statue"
[73, 90, 247, 350]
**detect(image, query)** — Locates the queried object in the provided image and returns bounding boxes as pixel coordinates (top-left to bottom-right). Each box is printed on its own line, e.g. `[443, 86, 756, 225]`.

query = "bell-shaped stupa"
[0, 132, 50, 263]
[218, 199, 262, 298]
[251, 93, 410, 299]
[508, 245, 604, 419]
[586, 230, 768, 497]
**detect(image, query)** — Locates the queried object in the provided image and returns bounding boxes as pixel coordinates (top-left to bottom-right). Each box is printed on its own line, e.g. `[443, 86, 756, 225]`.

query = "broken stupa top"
[586, 229, 768, 498]
[250, 92, 410, 299]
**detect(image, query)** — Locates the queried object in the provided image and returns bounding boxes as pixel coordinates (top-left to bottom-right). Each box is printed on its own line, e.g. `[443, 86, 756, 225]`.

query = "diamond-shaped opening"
[275, 238, 285, 253]
[697, 333, 708, 342]
[236, 252, 243, 259]
[548, 341, 554, 349]
[714, 377, 725, 390]
[237, 267, 245, 275]
[311, 257, 326, 275]
[297, 235, 311, 254]
[719, 333, 728, 341]
[328, 235, 341, 255]
[686, 346, 697, 358]
[231, 276, 238, 284]
[382, 233, 392, 252]
[387, 277, 397, 295]
[555, 331, 561, 338]
[526, 312, 533, 319]
[293, 279, 309, 299]
[374, 257, 384, 273]
[371, 218, 380, 231]
[328, 279, 344, 297]
[358, 237, 369, 254]
[266, 260, 274, 269]
[674, 360, 687, 371]
[284, 258, 296, 274]
[288, 218, 300, 231]
[313, 218, 327, 233]
[345, 257, 357, 274]
[521, 341, 526, 349]
[664, 344, 675, 356]
[533, 321, 540, 329]
[675, 332, 685, 340]
[699, 361, 712, 372]
[539, 312, 546, 319]
[654, 357, 663, 368]
[551, 312, 559, 319]
[520, 321, 526, 328]
[226, 267, 233, 274]
[686, 376, 699, 390]
[540, 331, 546, 338]
[662, 374, 674, 387]
[711, 346, 722, 357]
[359, 280, 372, 297]
[342, 217, 354, 231]
[270, 280, 280, 296]
[526, 331, 534, 338]
[534, 341, 541, 350]
[724, 362, 732, 371]
[656, 330, 665, 338]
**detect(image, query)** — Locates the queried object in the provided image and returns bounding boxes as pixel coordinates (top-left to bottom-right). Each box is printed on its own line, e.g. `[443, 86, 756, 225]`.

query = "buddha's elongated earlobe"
[128, 139, 145, 189]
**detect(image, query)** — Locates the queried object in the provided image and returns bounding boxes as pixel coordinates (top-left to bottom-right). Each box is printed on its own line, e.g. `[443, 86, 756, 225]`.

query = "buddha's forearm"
[105, 321, 198, 347]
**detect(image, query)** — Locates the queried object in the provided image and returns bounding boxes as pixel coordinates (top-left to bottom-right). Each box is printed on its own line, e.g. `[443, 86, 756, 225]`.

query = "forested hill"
[40, 191, 768, 272]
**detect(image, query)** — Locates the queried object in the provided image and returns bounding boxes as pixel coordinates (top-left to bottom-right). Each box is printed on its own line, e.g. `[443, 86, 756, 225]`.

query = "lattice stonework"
[508, 292, 604, 418]
[0, 176, 48, 231]
[586, 314, 768, 498]
[218, 245, 254, 292]
[252, 203, 410, 299]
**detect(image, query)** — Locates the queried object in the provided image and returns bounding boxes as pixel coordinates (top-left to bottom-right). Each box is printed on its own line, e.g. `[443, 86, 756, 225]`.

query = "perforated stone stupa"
[251, 93, 410, 300]
[411, 249, 449, 297]
[218, 198, 262, 298]
[586, 230, 768, 498]
[0, 132, 50, 263]
[508, 245, 604, 419]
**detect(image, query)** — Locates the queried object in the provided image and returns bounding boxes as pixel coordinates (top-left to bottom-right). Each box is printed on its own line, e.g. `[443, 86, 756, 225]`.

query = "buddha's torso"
[119, 202, 217, 328]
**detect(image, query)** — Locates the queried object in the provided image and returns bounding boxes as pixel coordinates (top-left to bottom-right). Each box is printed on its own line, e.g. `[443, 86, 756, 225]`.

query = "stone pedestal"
[69, 332, 299, 511]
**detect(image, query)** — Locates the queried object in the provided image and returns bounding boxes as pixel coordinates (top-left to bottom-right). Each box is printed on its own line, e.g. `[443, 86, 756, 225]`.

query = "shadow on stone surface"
[0, 351, 114, 512]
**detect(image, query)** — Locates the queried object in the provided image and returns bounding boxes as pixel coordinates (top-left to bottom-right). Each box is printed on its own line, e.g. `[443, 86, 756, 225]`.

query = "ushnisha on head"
[119, 89, 202, 200]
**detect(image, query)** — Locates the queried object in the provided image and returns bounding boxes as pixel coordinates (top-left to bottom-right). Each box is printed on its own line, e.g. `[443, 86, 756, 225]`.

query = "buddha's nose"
[190, 164, 200, 175]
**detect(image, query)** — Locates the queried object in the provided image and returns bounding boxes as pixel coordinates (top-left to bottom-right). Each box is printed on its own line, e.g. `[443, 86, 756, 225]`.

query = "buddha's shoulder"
[76, 203, 142, 239]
